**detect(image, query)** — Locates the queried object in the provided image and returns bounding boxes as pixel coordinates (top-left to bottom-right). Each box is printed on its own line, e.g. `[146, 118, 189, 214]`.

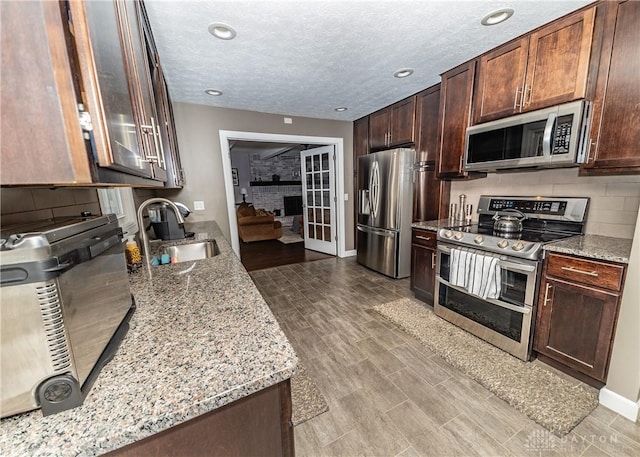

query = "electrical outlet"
[193, 201, 205, 211]
[283, 117, 292, 124]
[344, 193, 349, 201]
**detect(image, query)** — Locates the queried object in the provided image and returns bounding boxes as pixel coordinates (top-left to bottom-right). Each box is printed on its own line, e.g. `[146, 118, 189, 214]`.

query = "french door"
[301, 145, 337, 255]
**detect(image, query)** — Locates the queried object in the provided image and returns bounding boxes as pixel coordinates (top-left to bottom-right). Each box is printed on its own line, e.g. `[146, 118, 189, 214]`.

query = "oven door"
[434, 243, 540, 360]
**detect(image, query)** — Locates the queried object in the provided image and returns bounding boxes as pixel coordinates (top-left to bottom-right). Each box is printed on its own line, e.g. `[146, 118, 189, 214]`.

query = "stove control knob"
[443, 230, 453, 239]
[497, 239, 509, 249]
[473, 235, 484, 244]
[453, 232, 464, 240]
[512, 241, 526, 251]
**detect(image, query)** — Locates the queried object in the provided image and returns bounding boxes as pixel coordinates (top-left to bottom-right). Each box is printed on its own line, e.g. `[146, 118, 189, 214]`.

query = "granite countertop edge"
[542, 234, 632, 264]
[0, 220, 298, 457]
[411, 220, 632, 264]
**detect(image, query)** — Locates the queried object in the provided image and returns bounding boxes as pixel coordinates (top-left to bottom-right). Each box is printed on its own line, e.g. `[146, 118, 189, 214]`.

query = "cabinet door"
[410, 232, 437, 304]
[524, 8, 595, 111]
[534, 278, 620, 382]
[139, 2, 184, 188]
[413, 167, 449, 222]
[415, 85, 441, 163]
[353, 116, 369, 240]
[369, 109, 390, 151]
[74, 0, 153, 179]
[0, 1, 93, 185]
[472, 38, 529, 124]
[388, 97, 416, 147]
[437, 61, 476, 178]
[120, 0, 167, 182]
[582, 0, 640, 174]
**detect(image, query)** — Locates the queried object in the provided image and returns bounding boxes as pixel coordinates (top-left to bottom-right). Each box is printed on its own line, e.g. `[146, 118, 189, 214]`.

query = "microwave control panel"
[551, 116, 573, 155]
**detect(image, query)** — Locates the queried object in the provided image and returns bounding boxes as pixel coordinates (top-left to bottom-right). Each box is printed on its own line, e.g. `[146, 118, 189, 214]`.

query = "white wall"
[604, 209, 640, 418]
[451, 167, 640, 239]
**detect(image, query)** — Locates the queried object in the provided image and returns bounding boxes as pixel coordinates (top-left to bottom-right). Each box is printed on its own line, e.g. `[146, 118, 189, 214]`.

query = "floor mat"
[278, 229, 304, 244]
[290, 362, 329, 425]
[374, 297, 599, 437]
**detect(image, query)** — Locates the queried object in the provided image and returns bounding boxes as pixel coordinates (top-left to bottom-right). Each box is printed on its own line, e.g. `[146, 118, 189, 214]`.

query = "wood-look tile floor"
[250, 257, 640, 457]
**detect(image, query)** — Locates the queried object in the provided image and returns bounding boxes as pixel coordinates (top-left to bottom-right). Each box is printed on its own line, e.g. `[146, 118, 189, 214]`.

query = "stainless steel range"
[435, 196, 589, 360]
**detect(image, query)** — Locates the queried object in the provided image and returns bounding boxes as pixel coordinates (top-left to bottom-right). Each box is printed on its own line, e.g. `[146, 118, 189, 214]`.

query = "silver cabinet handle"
[588, 139, 597, 163]
[543, 283, 553, 307]
[431, 252, 436, 269]
[513, 86, 522, 109]
[561, 266, 599, 277]
[524, 84, 533, 106]
[416, 235, 433, 241]
[152, 117, 166, 169]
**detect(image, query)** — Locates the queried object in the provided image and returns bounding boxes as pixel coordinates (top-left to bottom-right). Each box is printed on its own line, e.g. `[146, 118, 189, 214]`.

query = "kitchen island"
[0, 221, 297, 456]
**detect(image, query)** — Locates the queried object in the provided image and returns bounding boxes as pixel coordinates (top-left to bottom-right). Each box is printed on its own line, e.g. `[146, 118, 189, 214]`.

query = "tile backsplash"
[1, 188, 102, 225]
[450, 168, 640, 239]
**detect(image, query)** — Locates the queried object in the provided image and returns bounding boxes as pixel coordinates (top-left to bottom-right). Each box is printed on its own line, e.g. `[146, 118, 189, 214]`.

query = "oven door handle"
[498, 260, 536, 273]
[436, 277, 532, 314]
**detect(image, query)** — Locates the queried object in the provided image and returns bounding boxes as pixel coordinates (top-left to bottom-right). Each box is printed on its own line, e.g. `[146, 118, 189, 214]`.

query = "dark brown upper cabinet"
[472, 7, 596, 125]
[140, 1, 185, 188]
[415, 85, 441, 164]
[368, 96, 416, 151]
[580, 0, 640, 175]
[437, 61, 485, 179]
[0, 0, 174, 186]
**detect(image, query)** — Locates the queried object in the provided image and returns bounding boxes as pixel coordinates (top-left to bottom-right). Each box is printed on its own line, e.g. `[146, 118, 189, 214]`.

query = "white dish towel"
[449, 248, 502, 300]
[449, 248, 470, 289]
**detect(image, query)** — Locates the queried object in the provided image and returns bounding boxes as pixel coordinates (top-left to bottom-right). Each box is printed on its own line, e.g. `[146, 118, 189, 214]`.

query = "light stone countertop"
[0, 220, 298, 456]
[543, 234, 633, 264]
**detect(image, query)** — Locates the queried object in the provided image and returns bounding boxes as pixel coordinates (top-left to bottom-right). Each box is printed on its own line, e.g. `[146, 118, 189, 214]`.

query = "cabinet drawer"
[412, 230, 437, 248]
[546, 253, 625, 291]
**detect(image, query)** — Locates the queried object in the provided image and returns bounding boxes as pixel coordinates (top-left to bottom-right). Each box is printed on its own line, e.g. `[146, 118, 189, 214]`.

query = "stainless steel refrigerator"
[357, 148, 415, 278]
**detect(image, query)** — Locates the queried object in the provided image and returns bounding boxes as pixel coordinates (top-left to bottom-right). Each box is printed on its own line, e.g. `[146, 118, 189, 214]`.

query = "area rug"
[278, 229, 304, 244]
[290, 362, 329, 425]
[374, 298, 599, 437]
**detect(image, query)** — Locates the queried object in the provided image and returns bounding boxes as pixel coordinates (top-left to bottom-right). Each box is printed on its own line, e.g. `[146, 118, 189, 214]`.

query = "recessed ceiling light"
[208, 22, 237, 40]
[393, 68, 414, 78]
[205, 89, 223, 96]
[481, 8, 514, 26]
[335, 107, 348, 112]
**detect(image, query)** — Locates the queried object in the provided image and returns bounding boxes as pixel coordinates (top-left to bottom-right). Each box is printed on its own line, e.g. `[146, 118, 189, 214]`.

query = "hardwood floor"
[250, 258, 640, 457]
[239, 238, 333, 272]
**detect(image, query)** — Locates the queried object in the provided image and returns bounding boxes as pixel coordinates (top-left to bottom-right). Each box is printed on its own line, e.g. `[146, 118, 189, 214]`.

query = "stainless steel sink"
[163, 240, 220, 263]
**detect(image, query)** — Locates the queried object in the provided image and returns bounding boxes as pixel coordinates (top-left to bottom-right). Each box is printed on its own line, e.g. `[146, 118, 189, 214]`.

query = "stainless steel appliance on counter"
[435, 196, 589, 360]
[357, 148, 415, 278]
[0, 215, 135, 417]
[464, 100, 591, 172]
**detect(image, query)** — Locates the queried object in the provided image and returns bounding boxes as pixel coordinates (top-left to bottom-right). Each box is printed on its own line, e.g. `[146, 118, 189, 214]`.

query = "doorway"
[219, 131, 347, 260]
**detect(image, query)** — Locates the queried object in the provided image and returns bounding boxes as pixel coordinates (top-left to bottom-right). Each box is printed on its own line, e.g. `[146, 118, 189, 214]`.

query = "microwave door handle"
[542, 113, 557, 157]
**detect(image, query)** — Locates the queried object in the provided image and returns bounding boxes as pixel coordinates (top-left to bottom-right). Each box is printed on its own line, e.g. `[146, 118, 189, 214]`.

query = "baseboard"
[599, 387, 640, 422]
[340, 249, 357, 258]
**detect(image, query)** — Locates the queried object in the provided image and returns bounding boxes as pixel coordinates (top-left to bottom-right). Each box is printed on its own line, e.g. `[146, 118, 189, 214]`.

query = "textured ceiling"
[144, 0, 593, 122]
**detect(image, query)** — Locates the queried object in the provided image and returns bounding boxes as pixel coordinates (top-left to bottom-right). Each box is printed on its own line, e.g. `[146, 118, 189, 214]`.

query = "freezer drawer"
[357, 225, 401, 278]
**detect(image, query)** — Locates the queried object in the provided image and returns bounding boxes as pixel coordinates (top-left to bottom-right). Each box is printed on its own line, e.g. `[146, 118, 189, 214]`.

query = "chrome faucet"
[136, 198, 186, 269]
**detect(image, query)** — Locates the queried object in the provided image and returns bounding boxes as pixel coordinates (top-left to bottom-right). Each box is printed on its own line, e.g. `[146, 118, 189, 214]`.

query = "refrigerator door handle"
[370, 161, 380, 219]
[357, 225, 396, 237]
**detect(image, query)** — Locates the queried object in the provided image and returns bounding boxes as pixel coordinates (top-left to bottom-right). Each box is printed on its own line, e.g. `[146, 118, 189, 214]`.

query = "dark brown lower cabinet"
[108, 380, 294, 457]
[411, 229, 437, 305]
[534, 253, 626, 386]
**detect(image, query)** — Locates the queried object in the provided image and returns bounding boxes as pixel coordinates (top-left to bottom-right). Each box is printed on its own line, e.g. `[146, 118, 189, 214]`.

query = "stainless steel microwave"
[464, 100, 591, 172]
